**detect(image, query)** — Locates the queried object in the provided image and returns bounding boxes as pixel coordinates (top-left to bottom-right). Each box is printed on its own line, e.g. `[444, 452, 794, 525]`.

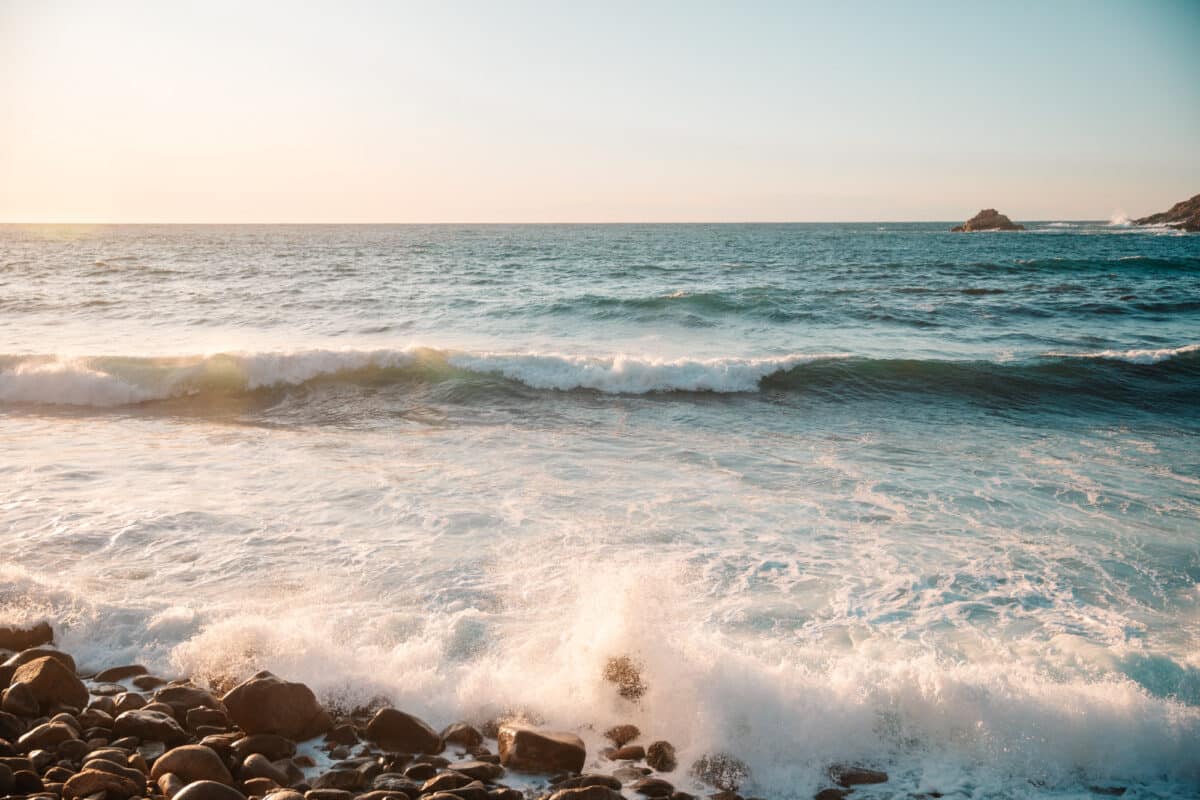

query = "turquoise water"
[1, 222, 1198, 798]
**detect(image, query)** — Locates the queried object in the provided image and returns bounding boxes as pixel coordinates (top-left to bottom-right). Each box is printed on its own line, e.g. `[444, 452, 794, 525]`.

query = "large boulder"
[1134, 193, 1200, 232]
[10, 656, 87, 711]
[151, 745, 233, 785]
[0, 623, 53, 652]
[221, 672, 330, 740]
[365, 708, 443, 754]
[113, 708, 191, 745]
[951, 209, 1025, 232]
[497, 724, 585, 774]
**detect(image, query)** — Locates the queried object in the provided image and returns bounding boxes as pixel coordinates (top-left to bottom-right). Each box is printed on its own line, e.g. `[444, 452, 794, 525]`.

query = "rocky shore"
[1134, 193, 1200, 232]
[0, 626, 890, 800]
[950, 209, 1024, 232]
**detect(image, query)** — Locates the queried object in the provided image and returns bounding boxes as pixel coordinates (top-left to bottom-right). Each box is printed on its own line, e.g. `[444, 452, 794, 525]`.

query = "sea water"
[1, 222, 1198, 798]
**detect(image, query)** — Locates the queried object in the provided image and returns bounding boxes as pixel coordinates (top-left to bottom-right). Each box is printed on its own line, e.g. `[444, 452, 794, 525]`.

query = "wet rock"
[77, 707, 115, 729]
[497, 724, 585, 774]
[608, 745, 645, 760]
[0, 762, 11, 795]
[548, 787, 623, 800]
[440, 722, 483, 749]
[602, 656, 647, 701]
[372, 773, 419, 794]
[94, 665, 149, 683]
[603, 725, 640, 748]
[12, 767, 43, 793]
[950, 209, 1025, 232]
[1089, 787, 1127, 797]
[365, 708, 442, 754]
[92, 682, 128, 697]
[132, 675, 168, 691]
[222, 673, 330, 741]
[645, 741, 676, 773]
[313, 769, 365, 791]
[174, 779, 248, 800]
[613, 766, 651, 782]
[264, 791, 306, 800]
[1, 682, 38, 717]
[305, 790, 353, 800]
[45, 765, 76, 783]
[11, 657, 88, 712]
[324, 724, 358, 746]
[1134, 193, 1200, 232]
[556, 775, 623, 791]
[453, 760, 504, 782]
[357, 792, 411, 800]
[690, 754, 749, 792]
[244, 776, 282, 795]
[151, 745, 233, 785]
[444, 780, 489, 800]
[18, 721, 78, 751]
[62, 767, 143, 799]
[158, 772, 187, 799]
[85, 747, 133, 763]
[230, 734, 297, 761]
[812, 790, 850, 800]
[0, 623, 54, 653]
[59, 737, 92, 760]
[240, 753, 289, 785]
[113, 708, 190, 746]
[488, 790, 523, 800]
[829, 765, 887, 787]
[632, 777, 674, 797]
[2, 646, 75, 675]
[157, 686, 225, 720]
[0, 711, 23, 743]
[185, 706, 228, 730]
[403, 762, 437, 781]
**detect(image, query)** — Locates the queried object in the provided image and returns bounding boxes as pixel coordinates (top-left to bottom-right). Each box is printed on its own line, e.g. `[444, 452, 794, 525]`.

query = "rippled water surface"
[1, 222, 1198, 798]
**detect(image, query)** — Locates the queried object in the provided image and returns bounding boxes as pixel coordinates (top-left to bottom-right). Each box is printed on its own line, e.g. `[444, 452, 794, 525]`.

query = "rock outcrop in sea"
[1133, 193, 1200, 232]
[950, 209, 1024, 232]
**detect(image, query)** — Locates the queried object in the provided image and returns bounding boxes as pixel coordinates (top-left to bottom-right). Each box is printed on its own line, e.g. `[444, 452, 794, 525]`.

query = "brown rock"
[829, 764, 887, 787]
[133, 675, 168, 691]
[17, 721, 78, 751]
[151, 745, 233, 785]
[813, 790, 851, 800]
[452, 760, 504, 782]
[689, 754, 749, 792]
[608, 745, 644, 760]
[548, 785, 624, 800]
[113, 709, 190, 746]
[159, 772, 187, 799]
[2, 646, 76, 675]
[78, 707, 115, 729]
[240, 752, 289, 785]
[2, 682, 39, 717]
[365, 708, 442, 754]
[305, 790, 352, 800]
[312, 769, 364, 791]
[602, 656, 647, 700]
[221, 673, 329, 741]
[230, 733, 296, 761]
[0, 623, 53, 653]
[603, 725, 640, 748]
[612, 766, 651, 782]
[645, 741, 677, 773]
[632, 777, 674, 797]
[323, 723, 358, 746]
[244, 776, 283, 795]
[555, 775, 623, 791]
[420, 771, 472, 793]
[157, 686, 225, 719]
[264, 791, 306, 800]
[11, 657, 88, 712]
[1134, 193, 1200, 232]
[440, 721, 483, 749]
[115, 691, 148, 714]
[62, 767, 144, 800]
[403, 762, 437, 781]
[497, 724, 584, 774]
[950, 209, 1025, 232]
[94, 665, 149, 683]
[173, 778, 248, 800]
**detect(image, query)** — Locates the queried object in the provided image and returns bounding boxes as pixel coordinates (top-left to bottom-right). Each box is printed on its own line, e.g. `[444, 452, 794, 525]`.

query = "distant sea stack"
[1133, 193, 1200, 232]
[951, 209, 1025, 232]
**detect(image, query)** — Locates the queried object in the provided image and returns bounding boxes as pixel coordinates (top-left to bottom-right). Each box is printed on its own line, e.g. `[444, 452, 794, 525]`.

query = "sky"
[1, 0, 1198, 223]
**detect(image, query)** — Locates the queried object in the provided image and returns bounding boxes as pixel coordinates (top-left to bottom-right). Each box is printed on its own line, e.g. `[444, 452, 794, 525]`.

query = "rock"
[548, 786, 624, 800]
[440, 722, 483, 749]
[690, 754, 749, 792]
[221, 673, 330, 741]
[365, 708, 442, 754]
[324, 724, 358, 746]
[446, 780, 491, 800]
[10, 657, 88, 712]
[312, 769, 364, 791]
[0, 623, 53, 653]
[813, 790, 851, 800]
[3, 646, 76, 675]
[85, 756, 150, 786]
[113, 709, 190, 746]
[186, 707, 230, 730]
[403, 762, 437, 780]
[78, 707, 115, 729]
[133, 675, 168, 691]
[157, 686, 225, 719]
[453, 760, 504, 782]
[612, 766, 651, 782]
[159, 772, 187, 799]
[1134, 193, 1200, 232]
[555, 775, 623, 791]
[151, 745, 233, 785]
[94, 665, 149, 683]
[950, 209, 1025, 232]
[420, 771, 472, 793]
[632, 778, 674, 797]
[17, 720, 78, 750]
[245, 776, 283, 795]
[173, 779, 248, 800]
[645, 741, 677, 773]
[603, 725, 640, 748]
[115, 691, 149, 714]
[0, 762, 11, 795]
[86, 747, 135, 764]
[829, 765, 887, 787]
[609, 745, 644, 760]
[1, 682, 38, 717]
[602, 656, 647, 700]
[240, 753, 289, 785]
[62, 767, 145, 800]
[265, 791, 306, 800]
[305, 790, 353, 800]
[372, 773, 419, 794]
[230, 733, 296, 761]
[497, 724, 585, 774]
[488, 790, 523, 800]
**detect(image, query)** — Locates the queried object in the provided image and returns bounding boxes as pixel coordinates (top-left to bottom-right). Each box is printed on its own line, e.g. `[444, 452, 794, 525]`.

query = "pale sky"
[1, 0, 1198, 223]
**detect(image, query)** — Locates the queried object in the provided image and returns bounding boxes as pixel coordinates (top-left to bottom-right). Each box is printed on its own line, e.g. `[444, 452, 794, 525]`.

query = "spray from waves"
[1041, 342, 1200, 365]
[3, 562, 1199, 799]
[1108, 211, 1132, 227]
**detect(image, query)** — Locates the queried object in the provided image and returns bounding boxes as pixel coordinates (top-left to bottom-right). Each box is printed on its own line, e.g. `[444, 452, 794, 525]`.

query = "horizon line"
[0, 218, 1113, 226]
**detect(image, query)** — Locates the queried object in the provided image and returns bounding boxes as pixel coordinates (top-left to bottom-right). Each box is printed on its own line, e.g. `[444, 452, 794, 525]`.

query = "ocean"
[1, 221, 1198, 798]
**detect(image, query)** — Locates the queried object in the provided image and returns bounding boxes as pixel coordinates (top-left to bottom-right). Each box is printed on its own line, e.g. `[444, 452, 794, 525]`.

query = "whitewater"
[1, 222, 1198, 799]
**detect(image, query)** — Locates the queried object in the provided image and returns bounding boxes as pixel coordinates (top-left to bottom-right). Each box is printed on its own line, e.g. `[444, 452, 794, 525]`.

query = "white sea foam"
[1042, 342, 1200, 364]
